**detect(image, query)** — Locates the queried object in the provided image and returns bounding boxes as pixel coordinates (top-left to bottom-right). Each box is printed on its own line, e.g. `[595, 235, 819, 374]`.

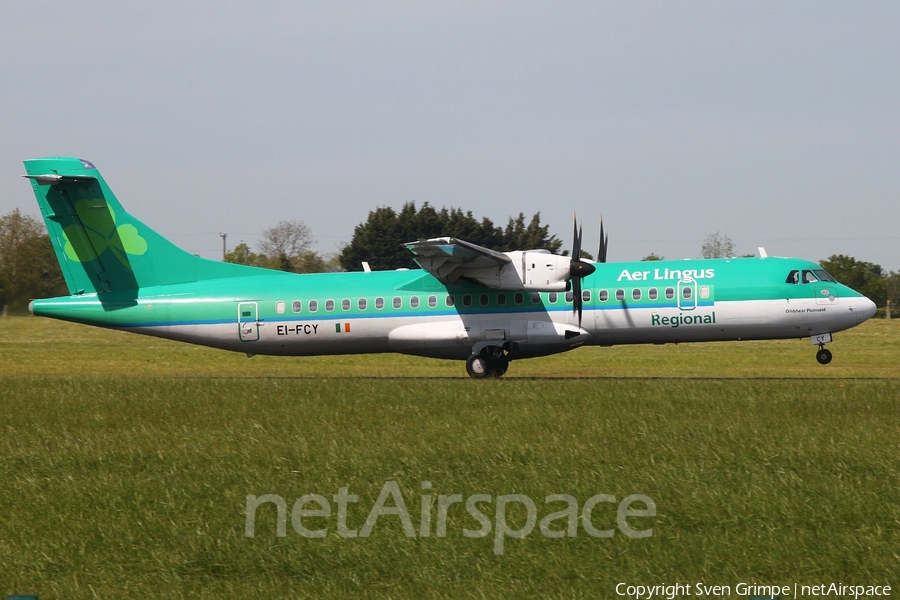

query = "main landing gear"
[466, 346, 510, 379]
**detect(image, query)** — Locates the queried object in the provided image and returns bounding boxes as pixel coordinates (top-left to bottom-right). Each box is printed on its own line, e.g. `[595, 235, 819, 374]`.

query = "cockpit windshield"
[785, 268, 838, 285]
[813, 269, 837, 283]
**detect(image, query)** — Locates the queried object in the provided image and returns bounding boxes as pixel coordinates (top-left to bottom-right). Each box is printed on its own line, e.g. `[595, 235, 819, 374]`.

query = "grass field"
[1, 317, 898, 599]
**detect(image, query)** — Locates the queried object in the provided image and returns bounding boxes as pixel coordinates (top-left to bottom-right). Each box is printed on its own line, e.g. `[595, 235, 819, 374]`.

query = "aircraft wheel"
[466, 354, 490, 378]
[492, 357, 509, 377]
[816, 348, 833, 365]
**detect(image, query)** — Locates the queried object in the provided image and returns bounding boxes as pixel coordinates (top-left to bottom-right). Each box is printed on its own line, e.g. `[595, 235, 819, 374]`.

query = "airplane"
[23, 157, 877, 378]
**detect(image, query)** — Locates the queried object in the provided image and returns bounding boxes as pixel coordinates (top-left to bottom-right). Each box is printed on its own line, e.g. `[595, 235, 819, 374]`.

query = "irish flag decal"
[335, 322, 351, 333]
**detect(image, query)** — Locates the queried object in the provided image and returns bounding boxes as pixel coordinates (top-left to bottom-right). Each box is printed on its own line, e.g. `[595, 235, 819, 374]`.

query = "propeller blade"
[573, 276, 583, 327]
[569, 214, 594, 327]
[572, 215, 581, 260]
[598, 216, 608, 263]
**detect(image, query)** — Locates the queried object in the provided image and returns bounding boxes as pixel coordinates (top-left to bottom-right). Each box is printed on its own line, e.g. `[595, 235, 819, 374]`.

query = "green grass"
[1, 317, 898, 598]
[1, 316, 896, 379]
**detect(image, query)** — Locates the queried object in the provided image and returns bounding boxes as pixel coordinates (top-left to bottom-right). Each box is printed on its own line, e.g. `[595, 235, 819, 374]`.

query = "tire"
[493, 358, 509, 377]
[466, 354, 490, 378]
[816, 348, 833, 365]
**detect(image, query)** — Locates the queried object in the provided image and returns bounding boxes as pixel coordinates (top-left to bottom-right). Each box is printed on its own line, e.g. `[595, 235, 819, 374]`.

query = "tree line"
[2, 207, 898, 315]
[0, 210, 67, 314]
[225, 202, 563, 272]
[224, 220, 337, 273]
[337, 202, 563, 271]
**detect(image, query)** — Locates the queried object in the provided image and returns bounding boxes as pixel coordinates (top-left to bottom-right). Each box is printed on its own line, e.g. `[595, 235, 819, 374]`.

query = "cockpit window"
[813, 269, 837, 283]
[787, 268, 835, 284]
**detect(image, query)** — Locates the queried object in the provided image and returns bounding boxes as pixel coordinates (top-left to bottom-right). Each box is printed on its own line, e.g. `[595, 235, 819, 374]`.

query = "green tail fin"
[24, 157, 271, 296]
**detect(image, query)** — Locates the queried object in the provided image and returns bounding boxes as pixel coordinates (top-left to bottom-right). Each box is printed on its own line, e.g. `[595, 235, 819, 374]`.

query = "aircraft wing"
[404, 237, 511, 285]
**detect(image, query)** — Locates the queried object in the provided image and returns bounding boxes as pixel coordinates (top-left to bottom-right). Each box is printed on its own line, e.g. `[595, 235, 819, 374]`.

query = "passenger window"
[325, 299, 335, 312]
[292, 300, 302, 313]
[358, 298, 367, 310]
[514, 292, 524, 305]
[463, 295, 472, 307]
[410, 296, 420, 308]
[616, 289, 625, 302]
[479, 294, 489, 306]
[309, 300, 318, 313]
[275, 301, 286, 314]
[375, 297, 384, 310]
[497, 293, 507, 306]
[446, 295, 455, 307]
[549, 292, 558, 304]
[582, 290, 591, 302]
[341, 299, 351, 311]
[565, 291, 574, 303]
[392, 297, 402, 309]
[665, 288, 675, 300]
[428, 295, 437, 308]
[531, 292, 541, 304]
[700, 286, 710, 299]
[648, 288, 658, 300]
[786, 270, 800, 284]
[599, 289, 609, 302]
[632, 289, 641, 301]
[683, 287, 692, 299]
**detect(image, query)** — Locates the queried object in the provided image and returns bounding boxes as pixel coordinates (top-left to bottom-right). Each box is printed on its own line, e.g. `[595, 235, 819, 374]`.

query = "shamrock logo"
[62, 199, 148, 268]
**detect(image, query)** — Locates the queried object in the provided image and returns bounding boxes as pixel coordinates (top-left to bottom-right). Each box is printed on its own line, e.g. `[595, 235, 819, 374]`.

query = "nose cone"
[856, 296, 877, 323]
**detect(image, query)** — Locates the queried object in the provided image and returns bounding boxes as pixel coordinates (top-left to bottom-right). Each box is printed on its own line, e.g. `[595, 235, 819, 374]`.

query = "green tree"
[701, 231, 736, 258]
[339, 202, 562, 271]
[885, 271, 900, 317]
[819, 254, 887, 306]
[224, 220, 329, 273]
[0, 209, 67, 313]
[499, 213, 563, 253]
[258, 220, 315, 272]
[224, 242, 266, 267]
[339, 205, 410, 271]
[641, 253, 664, 261]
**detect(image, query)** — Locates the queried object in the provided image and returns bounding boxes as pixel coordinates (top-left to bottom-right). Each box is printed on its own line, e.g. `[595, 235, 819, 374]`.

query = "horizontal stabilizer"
[24, 173, 97, 185]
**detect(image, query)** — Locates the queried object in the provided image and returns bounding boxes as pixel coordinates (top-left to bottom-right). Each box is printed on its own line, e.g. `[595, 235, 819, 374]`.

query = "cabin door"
[238, 302, 260, 342]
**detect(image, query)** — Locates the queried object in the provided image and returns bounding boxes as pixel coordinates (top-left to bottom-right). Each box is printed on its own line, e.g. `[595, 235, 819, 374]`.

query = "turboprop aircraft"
[24, 157, 877, 378]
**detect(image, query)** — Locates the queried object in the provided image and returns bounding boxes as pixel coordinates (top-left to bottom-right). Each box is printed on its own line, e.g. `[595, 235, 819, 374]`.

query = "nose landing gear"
[811, 332, 834, 365]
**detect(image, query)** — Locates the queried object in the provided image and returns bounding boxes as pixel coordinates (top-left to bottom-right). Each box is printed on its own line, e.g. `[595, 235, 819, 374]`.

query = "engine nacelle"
[464, 251, 572, 291]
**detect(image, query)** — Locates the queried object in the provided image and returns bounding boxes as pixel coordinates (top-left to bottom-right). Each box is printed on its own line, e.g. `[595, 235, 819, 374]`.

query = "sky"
[2, 1, 898, 271]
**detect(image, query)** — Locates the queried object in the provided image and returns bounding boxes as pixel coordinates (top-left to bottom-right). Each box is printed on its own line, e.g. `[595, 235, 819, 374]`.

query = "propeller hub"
[571, 259, 595, 278]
